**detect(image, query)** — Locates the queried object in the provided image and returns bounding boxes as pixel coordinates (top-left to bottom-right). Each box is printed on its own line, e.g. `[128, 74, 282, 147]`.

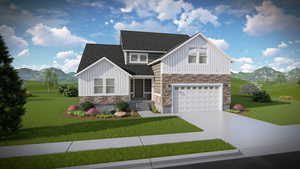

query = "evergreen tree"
[0, 35, 26, 137]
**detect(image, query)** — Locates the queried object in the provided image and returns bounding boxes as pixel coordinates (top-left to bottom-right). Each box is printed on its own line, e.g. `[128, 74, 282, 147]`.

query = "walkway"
[0, 131, 210, 158]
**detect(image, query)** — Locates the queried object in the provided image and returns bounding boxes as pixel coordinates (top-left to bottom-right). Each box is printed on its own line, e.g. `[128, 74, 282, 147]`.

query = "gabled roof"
[121, 30, 190, 51]
[148, 32, 232, 65]
[76, 44, 153, 75]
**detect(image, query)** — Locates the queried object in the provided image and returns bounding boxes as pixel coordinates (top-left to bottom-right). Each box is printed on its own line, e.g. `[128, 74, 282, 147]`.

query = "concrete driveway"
[178, 111, 300, 157]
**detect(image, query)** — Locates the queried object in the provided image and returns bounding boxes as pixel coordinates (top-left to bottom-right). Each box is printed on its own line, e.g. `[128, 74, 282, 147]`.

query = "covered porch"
[130, 77, 153, 101]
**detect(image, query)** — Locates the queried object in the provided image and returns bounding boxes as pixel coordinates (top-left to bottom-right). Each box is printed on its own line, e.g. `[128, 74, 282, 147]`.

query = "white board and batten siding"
[161, 35, 231, 74]
[77, 59, 130, 96]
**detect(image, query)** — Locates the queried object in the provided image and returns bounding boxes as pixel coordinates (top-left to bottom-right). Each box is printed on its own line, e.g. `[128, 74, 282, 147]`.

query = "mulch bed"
[64, 111, 141, 120]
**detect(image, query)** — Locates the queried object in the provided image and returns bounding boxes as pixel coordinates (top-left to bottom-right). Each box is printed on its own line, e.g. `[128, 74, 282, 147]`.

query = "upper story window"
[129, 53, 148, 64]
[188, 47, 207, 64]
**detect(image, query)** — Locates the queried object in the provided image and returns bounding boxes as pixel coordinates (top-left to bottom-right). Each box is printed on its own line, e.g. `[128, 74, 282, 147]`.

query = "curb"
[57, 149, 241, 169]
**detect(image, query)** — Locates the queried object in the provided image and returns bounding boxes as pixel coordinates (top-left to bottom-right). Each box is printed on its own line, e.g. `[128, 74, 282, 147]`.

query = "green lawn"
[231, 78, 300, 125]
[0, 81, 201, 146]
[0, 139, 235, 169]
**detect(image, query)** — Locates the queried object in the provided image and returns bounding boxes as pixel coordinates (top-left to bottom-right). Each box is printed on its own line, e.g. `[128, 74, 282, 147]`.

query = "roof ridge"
[86, 43, 120, 46]
[120, 30, 189, 37]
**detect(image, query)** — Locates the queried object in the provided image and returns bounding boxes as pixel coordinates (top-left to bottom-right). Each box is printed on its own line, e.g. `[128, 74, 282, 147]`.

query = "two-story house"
[75, 30, 231, 114]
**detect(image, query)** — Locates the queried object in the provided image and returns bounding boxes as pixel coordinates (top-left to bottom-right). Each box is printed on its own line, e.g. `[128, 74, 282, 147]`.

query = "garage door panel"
[173, 84, 222, 114]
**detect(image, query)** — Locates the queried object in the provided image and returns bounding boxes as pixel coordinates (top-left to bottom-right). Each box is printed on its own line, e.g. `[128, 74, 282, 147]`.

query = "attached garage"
[172, 84, 223, 114]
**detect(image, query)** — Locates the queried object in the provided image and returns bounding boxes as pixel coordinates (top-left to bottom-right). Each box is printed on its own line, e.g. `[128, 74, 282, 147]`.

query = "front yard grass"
[0, 139, 235, 169]
[0, 81, 201, 146]
[231, 95, 300, 125]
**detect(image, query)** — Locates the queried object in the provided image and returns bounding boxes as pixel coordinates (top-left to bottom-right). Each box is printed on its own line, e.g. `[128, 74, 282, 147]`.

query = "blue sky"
[0, 0, 300, 73]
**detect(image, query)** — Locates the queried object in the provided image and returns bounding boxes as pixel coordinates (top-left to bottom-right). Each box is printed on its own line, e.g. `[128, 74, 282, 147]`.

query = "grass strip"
[0, 139, 235, 169]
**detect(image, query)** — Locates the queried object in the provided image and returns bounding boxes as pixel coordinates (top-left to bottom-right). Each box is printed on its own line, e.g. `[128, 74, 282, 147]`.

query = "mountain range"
[17, 67, 77, 83]
[16, 66, 299, 83]
[232, 67, 300, 82]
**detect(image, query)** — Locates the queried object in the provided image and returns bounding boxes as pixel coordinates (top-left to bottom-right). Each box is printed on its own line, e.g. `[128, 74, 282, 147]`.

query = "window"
[188, 47, 207, 64]
[130, 53, 148, 63]
[106, 79, 114, 93]
[94, 79, 103, 93]
[94, 78, 114, 94]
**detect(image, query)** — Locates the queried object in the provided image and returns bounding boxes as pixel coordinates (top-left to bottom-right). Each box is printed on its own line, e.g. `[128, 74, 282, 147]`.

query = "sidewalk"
[0, 131, 215, 158]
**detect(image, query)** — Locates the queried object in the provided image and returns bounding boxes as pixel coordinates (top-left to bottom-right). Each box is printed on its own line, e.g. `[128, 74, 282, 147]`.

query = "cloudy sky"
[0, 0, 300, 73]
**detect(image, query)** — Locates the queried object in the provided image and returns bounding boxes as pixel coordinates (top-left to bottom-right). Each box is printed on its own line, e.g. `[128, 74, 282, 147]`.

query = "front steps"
[129, 100, 153, 111]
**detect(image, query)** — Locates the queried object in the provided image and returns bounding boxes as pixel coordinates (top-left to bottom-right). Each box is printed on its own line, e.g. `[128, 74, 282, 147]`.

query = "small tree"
[43, 69, 58, 93]
[275, 74, 287, 84]
[0, 35, 27, 137]
[297, 79, 300, 85]
[240, 83, 260, 95]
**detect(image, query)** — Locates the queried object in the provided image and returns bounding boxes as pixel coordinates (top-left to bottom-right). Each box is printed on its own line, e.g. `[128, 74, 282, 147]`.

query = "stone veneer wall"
[79, 96, 129, 105]
[151, 63, 161, 94]
[161, 74, 231, 112]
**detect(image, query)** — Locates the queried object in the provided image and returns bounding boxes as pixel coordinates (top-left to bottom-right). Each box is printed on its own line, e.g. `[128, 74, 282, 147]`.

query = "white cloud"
[17, 49, 29, 57]
[56, 50, 78, 59]
[243, 0, 300, 35]
[269, 57, 296, 72]
[174, 8, 219, 30]
[61, 57, 81, 73]
[232, 57, 253, 64]
[105, 21, 109, 25]
[66, 0, 103, 8]
[119, 0, 217, 31]
[262, 47, 279, 56]
[240, 63, 256, 72]
[215, 4, 251, 16]
[278, 41, 288, 48]
[19, 64, 50, 71]
[273, 57, 293, 65]
[114, 19, 175, 34]
[207, 37, 229, 50]
[110, 19, 114, 23]
[27, 24, 94, 47]
[0, 25, 29, 56]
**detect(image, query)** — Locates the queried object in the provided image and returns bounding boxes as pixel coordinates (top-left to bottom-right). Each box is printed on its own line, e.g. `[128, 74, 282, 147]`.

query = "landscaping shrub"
[80, 101, 95, 111]
[150, 104, 160, 113]
[67, 105, 79, 111]
[298, 79, 300, 85]
[68, 110, 85, 117]
[115, 101, 129, 112]
[225, 109, 240, 113]
[58, 84, 68, 94]
[240, 83, 260, 95]
[63, 86, 78, 97]
[96, 113, 114, 119]
[279, 96, 294, 101]
[85, 108, 99, 115]
[233, 104, 245, 111]
[252, 90, 272, 103]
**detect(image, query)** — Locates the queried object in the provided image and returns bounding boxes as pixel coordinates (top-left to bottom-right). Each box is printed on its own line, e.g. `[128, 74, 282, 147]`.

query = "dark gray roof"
[76, 44, 153, 75]
[121, 30, 190, 51]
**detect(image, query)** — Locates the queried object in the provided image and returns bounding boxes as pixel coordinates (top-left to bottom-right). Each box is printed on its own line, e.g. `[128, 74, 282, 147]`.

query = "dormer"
[120, 30, 190, 65]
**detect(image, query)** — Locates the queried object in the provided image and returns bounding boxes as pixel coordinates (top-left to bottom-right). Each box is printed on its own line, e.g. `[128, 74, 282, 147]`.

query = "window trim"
[188, 47, 208, 64]
[105, 78, 115, 94]
[129, 53, 148, 64]
[94, 78, 104, 94]
[93, 78, 115, 95]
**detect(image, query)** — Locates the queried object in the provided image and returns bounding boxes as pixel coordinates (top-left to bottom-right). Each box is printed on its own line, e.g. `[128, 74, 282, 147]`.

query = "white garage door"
[172, 84, 222, 113]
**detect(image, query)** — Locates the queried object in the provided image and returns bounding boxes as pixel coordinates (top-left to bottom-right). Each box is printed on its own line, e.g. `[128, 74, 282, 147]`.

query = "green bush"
[297, 79, 300, 85]
[252, 90, 272, 103]
[70, 110, 85, 117]
[96, 113, 114, 119]
[63, 86, 78, 97]
[150, 104, 160, 113]
[115, 101, 129, 112]
[80, 101, 95, 111]
[58, 84, 68, 94]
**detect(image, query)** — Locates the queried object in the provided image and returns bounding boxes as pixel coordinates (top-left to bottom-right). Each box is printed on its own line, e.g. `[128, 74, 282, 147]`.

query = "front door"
[134, 79, 143, 98]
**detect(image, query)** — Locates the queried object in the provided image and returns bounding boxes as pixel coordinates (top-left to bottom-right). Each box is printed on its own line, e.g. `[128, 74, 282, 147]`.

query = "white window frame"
[93, 78, 115, 95]
[94, 78, 104, 94]
[188, 47, 207, 64]
[105, 78, 115, 94]
[129, 53, 148, 64]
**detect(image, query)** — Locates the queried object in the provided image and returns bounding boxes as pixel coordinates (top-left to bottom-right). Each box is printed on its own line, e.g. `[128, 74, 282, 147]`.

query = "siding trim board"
[75, 57, 132, 77]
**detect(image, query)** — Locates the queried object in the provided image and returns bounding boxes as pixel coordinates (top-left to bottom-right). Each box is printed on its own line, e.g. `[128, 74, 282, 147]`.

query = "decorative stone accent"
[161, 74, 231, 109]
[151, 63, 161, 94]
[79, 96, 129, 105]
